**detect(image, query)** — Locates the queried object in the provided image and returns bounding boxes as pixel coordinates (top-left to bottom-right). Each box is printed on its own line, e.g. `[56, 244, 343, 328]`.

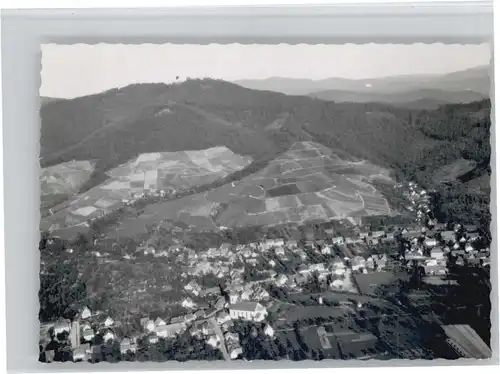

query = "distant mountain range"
[309, 89, 486, 110]
[234, 66, 490, 109]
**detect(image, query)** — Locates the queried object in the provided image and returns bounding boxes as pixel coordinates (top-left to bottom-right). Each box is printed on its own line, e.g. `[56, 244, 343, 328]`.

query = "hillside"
[40, 79, 491, 235]
[234, 66, 490, 96]
[40, 79, 428, 177]
[106, 141, 393, 238]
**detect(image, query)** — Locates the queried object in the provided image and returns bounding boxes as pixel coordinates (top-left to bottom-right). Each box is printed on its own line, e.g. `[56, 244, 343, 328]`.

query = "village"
[38, 181, 492, 363]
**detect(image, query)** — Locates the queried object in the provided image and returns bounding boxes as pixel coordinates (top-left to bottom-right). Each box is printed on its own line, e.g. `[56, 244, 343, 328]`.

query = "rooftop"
[230, 301, 261, 312]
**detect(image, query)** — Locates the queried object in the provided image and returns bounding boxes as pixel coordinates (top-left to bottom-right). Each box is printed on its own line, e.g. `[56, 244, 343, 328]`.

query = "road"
[208, 317, 231, 361]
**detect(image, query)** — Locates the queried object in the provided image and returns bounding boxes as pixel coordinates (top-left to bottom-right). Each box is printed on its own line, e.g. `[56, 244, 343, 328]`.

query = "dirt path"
[208, 318, 231, 361]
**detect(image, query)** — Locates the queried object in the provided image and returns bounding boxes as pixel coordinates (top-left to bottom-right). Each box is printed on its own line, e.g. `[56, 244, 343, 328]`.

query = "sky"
[40, 43, 491, 99]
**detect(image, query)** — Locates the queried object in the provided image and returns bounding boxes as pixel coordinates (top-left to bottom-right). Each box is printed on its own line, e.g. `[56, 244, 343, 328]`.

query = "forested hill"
[40, 79, 491, 227]
[408, 100, 491, 230]
[40, 78, 431, 172]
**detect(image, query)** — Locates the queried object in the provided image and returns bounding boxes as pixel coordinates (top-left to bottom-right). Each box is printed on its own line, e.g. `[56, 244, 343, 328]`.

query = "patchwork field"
[109, 141, 393, 237]
[40, 147, 252, 234]
[40, 160, 95, 202]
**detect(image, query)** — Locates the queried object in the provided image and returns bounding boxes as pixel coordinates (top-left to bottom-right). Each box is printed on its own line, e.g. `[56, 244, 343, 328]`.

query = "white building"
[182, 297, 197, 309]
[331, 236, 344, 245]
[275, 274, 288, 287]
[321, 246, 333, 255]
[207, 335, 220, 348]
[264, 324, 275, 337]
[80, 306, 92, 320]
[155, 322, 186, 338]
[229, 302, 267, 322]
[102, 329, 115, 342]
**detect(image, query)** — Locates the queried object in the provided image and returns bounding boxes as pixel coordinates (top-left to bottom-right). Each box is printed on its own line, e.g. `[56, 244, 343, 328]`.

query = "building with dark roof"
[442, 325, 492, 359]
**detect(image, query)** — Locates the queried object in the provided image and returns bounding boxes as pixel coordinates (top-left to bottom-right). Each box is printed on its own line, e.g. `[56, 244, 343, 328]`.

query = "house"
[465, 244, 475, 253]
[184, 280, 202, 296]
[147, 333, 159, 344]
[141, 318, 156, 332]
[371, 231, 385, 238]
[430, 248, 444, 260]
[268, 259, 276, 268]
[274, 247, 285, 256]
[309, 263, 326, 272]
[224, 331, 239, 342]
[72, 344, 90, 362]
[182, 297, 197, 309]
[120, 337, 137, 354]
[321, 246, 333, 255]
[255, 289, 270, 300]
[441, 231, 456, 242]
[275, 274, 288, 287]
[331, 236, 344, 245]
[200, 286, 220, 298]
[102, 329, 115, 342]
[215, 296, 228, 309]
[53, 319, 71, 336]
[229, 293, 240, 304]
[286, 240, 298, 248]
[468, 232, 481, 242]
[82, 329, 95, 342]
[384, 232, 396, 241]
[200, 321, 216, 336]
[193, 309, 207, 319]
[330, 279, 344, 289]
[142, 246, 156, 256]
[215, 310, 231, 324]
[102, 316, 114, 328]
[402, 230, 421, 239]
[331, 257, 345, 268]
[229, 302, 268, 322]
[296, 250, 308, 261]
[367, 238, 379, 246]
[80, 306, 92, 320]
[424, 238, 438, 248]
[155, 322, 186, 338]
[246, 258, 258, 266]
[359, 232, 370, 240]
[463, 225, 478, 233]
[170, 316, 186, 324]
[154, 317, 166, 327]
[207, 334, 220, 348]
[229, 345, 243, 360]
[240, 290, 252, 301]
[264, 324, 274, 337]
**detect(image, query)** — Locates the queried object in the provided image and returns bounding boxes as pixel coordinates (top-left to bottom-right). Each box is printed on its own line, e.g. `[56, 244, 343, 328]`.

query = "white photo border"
[0, 2, 497, 373]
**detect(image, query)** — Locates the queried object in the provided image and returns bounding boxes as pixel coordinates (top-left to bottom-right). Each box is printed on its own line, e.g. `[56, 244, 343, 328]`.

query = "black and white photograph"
[38, 43, 492, 363]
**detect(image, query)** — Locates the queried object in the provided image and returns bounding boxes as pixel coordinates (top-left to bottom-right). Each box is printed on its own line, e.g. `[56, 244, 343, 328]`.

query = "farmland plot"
[68, 141, 395, 238]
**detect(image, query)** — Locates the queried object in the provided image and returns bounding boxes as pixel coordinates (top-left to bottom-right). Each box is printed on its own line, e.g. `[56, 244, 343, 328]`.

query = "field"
[42, 141, 394, 237]
[40, 160, 95, 214]
[107, 141, 393, 236]
[40, 147, 252, 234]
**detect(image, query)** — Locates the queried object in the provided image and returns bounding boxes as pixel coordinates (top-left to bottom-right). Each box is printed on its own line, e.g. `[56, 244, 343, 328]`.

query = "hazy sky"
[41, 43, 491, 99]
